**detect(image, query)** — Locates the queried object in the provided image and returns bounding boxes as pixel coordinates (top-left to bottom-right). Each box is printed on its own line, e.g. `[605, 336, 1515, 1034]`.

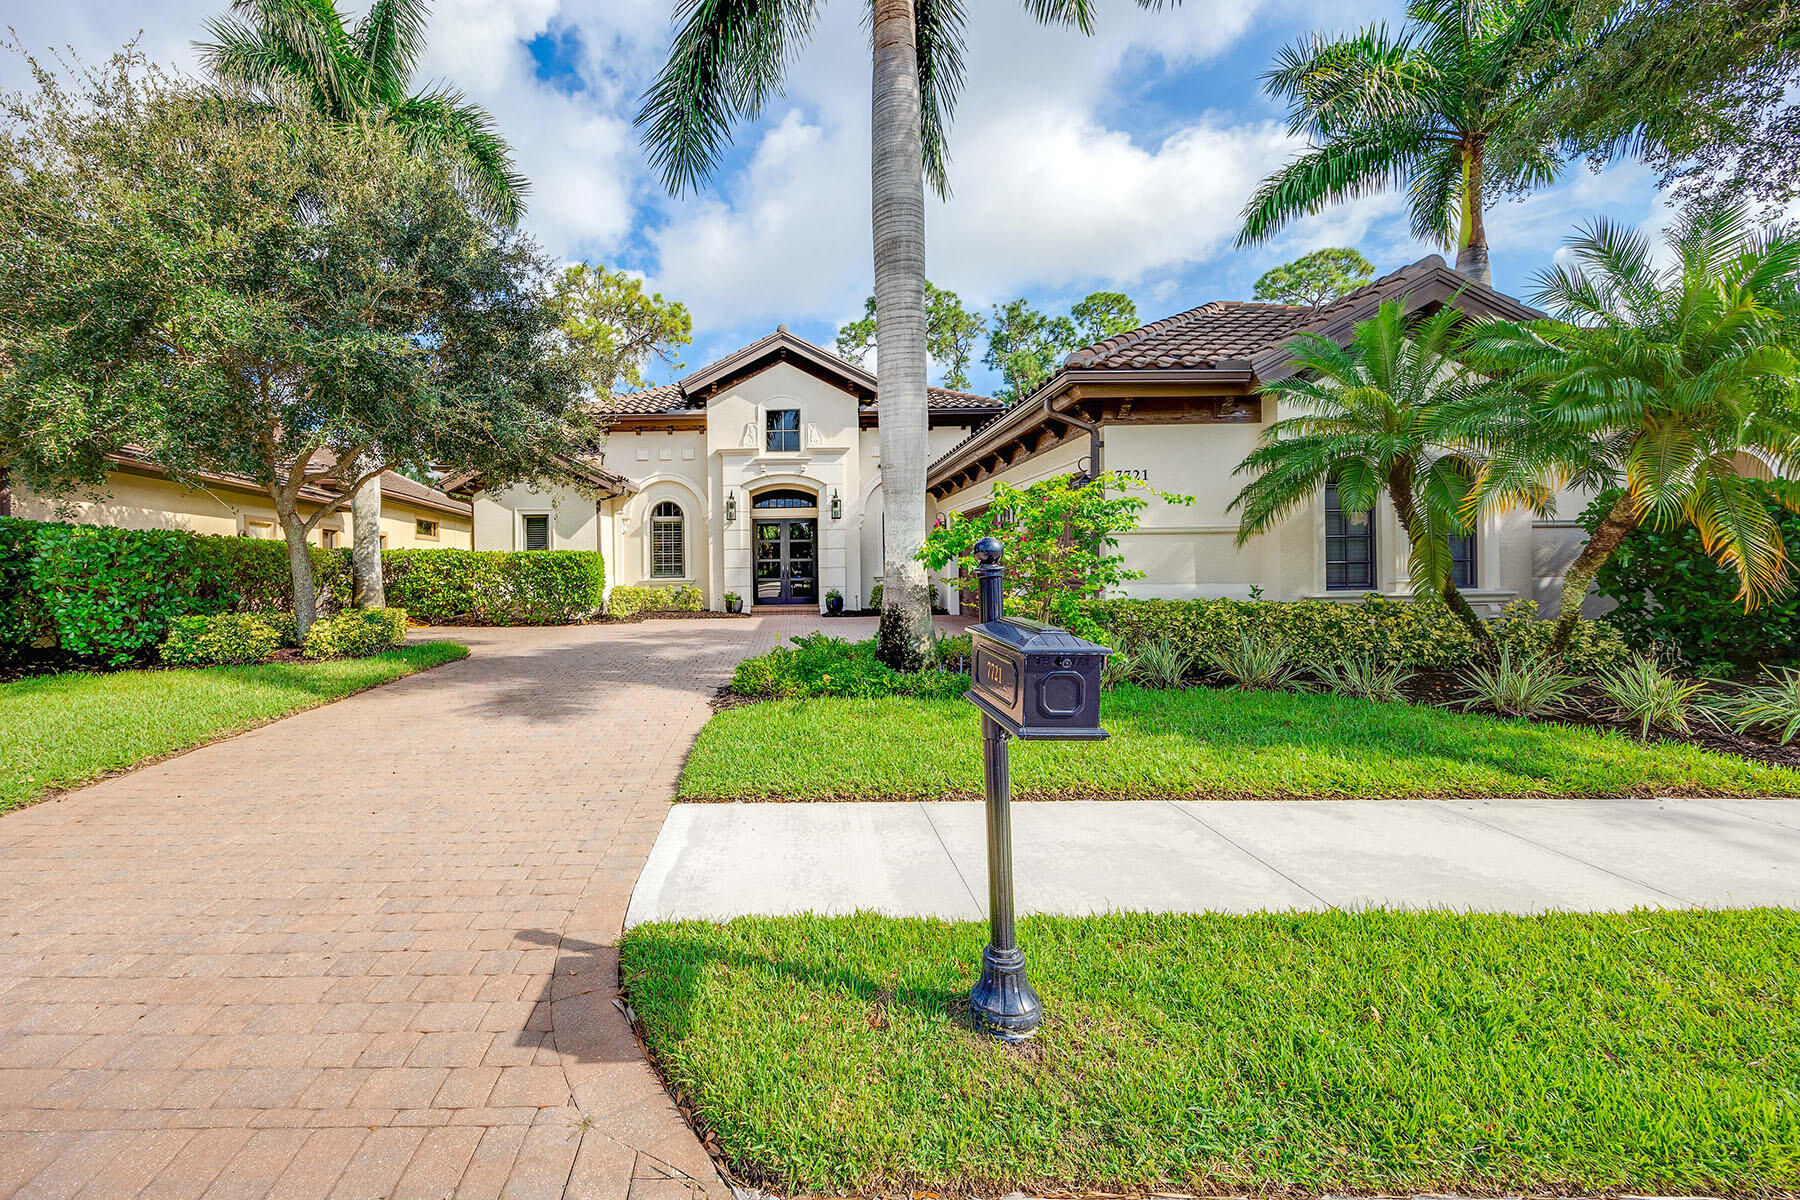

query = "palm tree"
[1229, 301, 1495, 646]
[1463, 206, 1800, 654]
[198, 0, 526, 222]
[1237, 0, 1566, 284]
[200, 0, 527, 609]
[636, 0, 1164, 668]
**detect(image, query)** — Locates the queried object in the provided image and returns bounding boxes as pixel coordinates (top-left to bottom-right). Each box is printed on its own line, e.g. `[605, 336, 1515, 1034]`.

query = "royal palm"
[198, 0, 525, 223]
[636, 0, 1166, 666]
[1229, 301, 1494, 645]
[1238, 0, 1564, 284]
[1465, 207, 1800, 653]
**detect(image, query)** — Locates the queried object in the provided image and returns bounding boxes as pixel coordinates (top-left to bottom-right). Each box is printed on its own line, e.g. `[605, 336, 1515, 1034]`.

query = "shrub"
[1488, 598, 1631, 676]
[1089, 595, 1628, 676]
[1100, 648, 1134, 691]
[1718, 667, 1800, 744]
[158, 612, 283, 666]
[383, 549, 604, 624]
[1458, 649, 1581, 718]
[868, 583, 883, 610]
[1594, 655, 1710, 738]
[1129, 637, 1192, 689]
[608, 584, 705, 619]
[302, 607, 410, 659]
[730, 634, 969, 700]
[1585, 484, 1800, 674]
[1203, 633, 1302, 691]
[1310, 651, 1413, 703]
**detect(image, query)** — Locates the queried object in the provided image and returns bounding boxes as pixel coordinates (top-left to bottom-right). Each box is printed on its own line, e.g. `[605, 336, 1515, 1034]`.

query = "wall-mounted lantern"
[830, 489, 842, 520]
[725, 491, 738, 525]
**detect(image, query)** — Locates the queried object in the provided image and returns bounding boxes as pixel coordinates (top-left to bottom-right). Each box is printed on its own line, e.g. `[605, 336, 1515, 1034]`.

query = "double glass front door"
[754, 518, 817, 605]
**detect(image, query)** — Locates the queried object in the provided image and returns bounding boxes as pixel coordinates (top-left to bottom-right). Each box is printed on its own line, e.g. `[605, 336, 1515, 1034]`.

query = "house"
[5, 447, 474, 550]
[467, 255, 1593, 614]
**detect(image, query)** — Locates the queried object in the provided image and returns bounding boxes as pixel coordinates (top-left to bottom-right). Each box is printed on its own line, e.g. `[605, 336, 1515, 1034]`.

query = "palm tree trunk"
[1388, 461, 1494, 650]
[870, 0, 933, 671]
[1455, 142, 1491, 286]
[1550, 491, 1636, 656]
[351, 464, 385, 609]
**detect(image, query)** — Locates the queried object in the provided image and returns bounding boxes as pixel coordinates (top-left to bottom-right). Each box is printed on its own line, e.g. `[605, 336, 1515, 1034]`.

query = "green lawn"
[680, 685, 1800, 800]
[0, 641, 468, 812]
[622, 909, 1800, 1196]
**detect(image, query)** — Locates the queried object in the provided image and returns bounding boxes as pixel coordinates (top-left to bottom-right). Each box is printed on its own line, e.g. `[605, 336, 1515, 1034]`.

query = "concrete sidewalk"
[626, 797, 1800, 925]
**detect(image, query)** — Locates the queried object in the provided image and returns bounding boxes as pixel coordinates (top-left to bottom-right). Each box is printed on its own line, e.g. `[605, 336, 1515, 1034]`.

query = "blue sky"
[11, 0, 1674, 397]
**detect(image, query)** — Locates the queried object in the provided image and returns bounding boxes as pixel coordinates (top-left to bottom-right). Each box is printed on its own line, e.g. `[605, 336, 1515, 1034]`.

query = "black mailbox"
[967, 616, 1112, 740]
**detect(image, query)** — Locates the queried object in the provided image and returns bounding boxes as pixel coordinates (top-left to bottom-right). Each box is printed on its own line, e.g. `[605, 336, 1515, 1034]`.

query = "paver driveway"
[0, 613, 860, 1200]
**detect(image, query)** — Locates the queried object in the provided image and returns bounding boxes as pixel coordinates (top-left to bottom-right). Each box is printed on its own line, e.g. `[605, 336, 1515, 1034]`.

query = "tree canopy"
[835, 281, 987, 391]
[0, 52, 594, 627]
[551, 264, 694, 399]
[983, 292, 1141, 403]
[1254, 248, 1376, 307]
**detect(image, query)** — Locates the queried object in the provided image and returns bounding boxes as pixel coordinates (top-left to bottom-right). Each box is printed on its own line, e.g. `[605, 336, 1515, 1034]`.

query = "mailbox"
[967, 615, 1112, 741]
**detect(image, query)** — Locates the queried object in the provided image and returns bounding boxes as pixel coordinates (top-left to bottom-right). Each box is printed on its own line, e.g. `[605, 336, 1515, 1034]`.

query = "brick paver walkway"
[0, 613, 872, 1200]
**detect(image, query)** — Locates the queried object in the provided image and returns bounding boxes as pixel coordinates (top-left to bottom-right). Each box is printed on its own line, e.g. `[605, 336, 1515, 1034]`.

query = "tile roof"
[110, 446, 471, 515]
[1061, 255, 1470, 374]
[600, 382, 692, 416]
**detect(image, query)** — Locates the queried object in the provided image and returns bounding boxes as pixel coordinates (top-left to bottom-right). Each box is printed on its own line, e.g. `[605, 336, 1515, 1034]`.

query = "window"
[1324, 479, 1375, 591]
[246, 520, 275, 540]
[765, 409, 800, 453]
[416, 518, 439, 539]
[522, 514, 550, 551]
[651, 502, 684, 577]
[1451, 529, 1477, 588]
[320, 529, 338, 550]
[752, 489, 814, 509]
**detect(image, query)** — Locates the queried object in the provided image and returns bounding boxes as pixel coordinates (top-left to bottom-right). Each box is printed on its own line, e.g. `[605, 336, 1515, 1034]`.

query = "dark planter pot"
[826, 596, 844, 616]
[725, 597, 743, 614]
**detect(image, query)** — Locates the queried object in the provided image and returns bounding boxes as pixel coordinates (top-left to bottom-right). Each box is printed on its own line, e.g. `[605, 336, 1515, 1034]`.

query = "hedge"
[1586, 485, 1800, 675]
[607, 584, 705, 618]
[1088, 594, 1629, 675]
[0, 517, 604, 663]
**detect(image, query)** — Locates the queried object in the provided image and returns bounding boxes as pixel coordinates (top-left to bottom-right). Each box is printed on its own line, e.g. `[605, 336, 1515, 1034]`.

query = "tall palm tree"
[200, 0, 527, 608]
[1229, 301, 1495, 645]
[1237, 0, 1566, 284]
[198, 0, 526, 224]
[1463, 206, 1800, 654]
[636, 0, 1165, 667]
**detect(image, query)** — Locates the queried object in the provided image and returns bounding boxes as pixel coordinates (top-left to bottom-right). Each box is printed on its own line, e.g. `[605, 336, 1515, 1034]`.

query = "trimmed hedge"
[0, 516, 605, 664]
[1089, 595, 1630, 675]
[608, 584, 705, 618]
[1586, 485, 1800, 674]
[303, 607, 410, 659]
[159, 612, 283, 666]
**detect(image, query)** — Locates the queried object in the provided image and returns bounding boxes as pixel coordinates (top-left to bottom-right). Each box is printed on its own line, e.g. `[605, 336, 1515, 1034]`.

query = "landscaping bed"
[621, 908, 1800, 1197]
[0, 640, 468, 812]
[679, 685, 1800, 801]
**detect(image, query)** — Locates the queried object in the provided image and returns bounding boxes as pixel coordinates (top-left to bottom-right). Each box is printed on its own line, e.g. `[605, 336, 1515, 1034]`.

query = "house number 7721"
[1117, 468, 1149, 482]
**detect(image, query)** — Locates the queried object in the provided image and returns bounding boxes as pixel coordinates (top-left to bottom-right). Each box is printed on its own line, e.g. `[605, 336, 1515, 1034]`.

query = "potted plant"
[723, 591, 743, 615]
[825, 588, 844, 616]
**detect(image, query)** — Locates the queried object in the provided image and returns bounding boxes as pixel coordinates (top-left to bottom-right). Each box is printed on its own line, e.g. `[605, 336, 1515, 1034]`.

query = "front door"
[753, 518, 818, 605]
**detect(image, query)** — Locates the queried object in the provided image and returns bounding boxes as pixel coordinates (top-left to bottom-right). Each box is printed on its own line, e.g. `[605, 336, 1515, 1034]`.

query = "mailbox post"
[964, 536, 1111, 1040]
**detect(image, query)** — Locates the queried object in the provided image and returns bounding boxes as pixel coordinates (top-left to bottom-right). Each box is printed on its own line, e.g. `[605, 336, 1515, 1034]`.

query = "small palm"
[1467, 206, 1800, 611]
[198, 0, 525, 223]
[1230, 301, 1487, 631]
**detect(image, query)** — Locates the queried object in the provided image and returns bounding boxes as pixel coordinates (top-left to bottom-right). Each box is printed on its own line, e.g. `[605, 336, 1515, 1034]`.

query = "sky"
[6, 0, 1678, 397]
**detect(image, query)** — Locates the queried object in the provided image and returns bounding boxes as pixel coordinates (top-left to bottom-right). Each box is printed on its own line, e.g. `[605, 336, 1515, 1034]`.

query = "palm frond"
[392, 87, 529, 223]
[916, 0, 969, 198]
[200, 0, 362, 116]
[1016, 0, 1097, 34]
[1237, 120, 1434, 246]
[635, 0, 822, 196]
[1262, 24, 1436, 141]
[353, 0, 431, 103]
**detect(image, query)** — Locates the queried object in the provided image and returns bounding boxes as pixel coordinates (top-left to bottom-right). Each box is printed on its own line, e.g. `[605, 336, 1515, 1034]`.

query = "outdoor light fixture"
[725, 492, 738, 524]
[830, 489, 842, 520]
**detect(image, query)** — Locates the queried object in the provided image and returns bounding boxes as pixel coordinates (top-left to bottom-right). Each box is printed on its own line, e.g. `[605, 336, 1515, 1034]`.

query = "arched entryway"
[750, 486, 819, 605]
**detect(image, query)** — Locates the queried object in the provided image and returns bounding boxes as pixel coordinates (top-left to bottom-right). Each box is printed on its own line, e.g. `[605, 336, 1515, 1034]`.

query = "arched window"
[1324, 478, 1375, 591]
[752, 489, 815, 509]
[650, 501, 685, 578]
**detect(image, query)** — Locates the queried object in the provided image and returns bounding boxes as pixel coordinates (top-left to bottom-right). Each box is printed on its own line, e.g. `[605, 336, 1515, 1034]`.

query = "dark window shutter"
[524, 515, 550, 551]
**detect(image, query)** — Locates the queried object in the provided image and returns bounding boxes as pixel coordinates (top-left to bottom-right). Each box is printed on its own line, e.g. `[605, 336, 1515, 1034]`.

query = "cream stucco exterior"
[11, 466, 472, 550]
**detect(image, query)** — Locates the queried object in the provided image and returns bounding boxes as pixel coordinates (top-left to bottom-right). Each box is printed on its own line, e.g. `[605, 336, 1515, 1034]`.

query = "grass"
[680, 684, 1800, 800]
[0, 641, 469, 812]
[621, 909, 1800, 1196]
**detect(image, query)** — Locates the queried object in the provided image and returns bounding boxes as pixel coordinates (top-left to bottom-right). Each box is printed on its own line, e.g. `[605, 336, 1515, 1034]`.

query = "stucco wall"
[13, 470, 471, 550]
[472, 483, 600, 552]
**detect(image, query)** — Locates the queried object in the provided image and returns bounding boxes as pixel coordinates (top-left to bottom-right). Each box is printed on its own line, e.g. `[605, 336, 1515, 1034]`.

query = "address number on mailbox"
[974, 647, 1018, 707]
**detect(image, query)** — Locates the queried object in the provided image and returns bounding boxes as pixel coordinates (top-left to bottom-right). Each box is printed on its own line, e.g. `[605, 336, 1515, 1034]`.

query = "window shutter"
[523, 515, 550, 551]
